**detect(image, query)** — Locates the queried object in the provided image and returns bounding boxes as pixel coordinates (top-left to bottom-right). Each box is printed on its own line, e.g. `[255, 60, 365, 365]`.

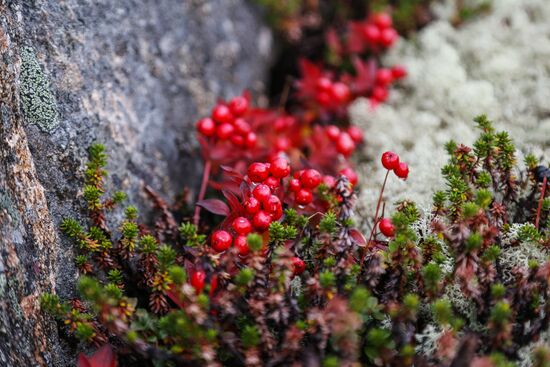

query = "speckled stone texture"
[0, 0, 271, 365]
[350, 0, 550, 228]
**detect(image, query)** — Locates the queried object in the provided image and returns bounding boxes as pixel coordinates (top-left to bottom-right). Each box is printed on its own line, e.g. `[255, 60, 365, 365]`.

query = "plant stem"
[193, 159, 212, 227]
[535, 176, 547, 230]
[360, 170, 390, 269]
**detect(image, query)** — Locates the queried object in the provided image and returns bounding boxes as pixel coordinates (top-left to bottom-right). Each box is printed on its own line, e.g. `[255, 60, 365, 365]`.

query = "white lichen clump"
[351, 0, 550, 228]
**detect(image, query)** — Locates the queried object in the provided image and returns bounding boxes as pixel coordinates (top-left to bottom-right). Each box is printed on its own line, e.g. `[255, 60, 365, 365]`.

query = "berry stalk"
[193, 159, 212, 227]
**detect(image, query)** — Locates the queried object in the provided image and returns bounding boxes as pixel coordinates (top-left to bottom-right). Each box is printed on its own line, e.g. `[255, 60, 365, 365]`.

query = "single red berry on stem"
[212, 104, 233, 124]
[244, 197, 260, 215]
[331, 82, 351, 103]
[372, 86, 389, 102]
[292, 257, 306, 275]
[245, 132, 257, 149]
[316, 77, 332, 92]
[264, 195, 282, 214]
[190, 270, 206, 294]
[228, 96, 248, 116]
[232, 217, 252, 235]
[347, 126, 364, 143]
[326, 125, 340, 141]
[234, 118, 251, 135]
[289, 178, 301, 192]
[295, 189, 313, 206]
[381, 151, 400, 170]
[375, 68, 393, 86]
[270, 157, 290, 178]
[253, 210, 272, 231]
[248, 162, 269, 183]
[362, 24, 381, 44]
[234, 235, 250, 256]
[196, 118, 216, 137]
[216, 123, 234, 140]
[300, 169, 322, 189]
[264, 176, 280, 190]
[252, 184, 271, 203]
[380, 28, 397, 47]
[336, 132, 356, 157]
[391, 65, 407, 79]
[211, 230, 232, 252]
[230, 134, 244, 147]
[394, 162, 409, 180]
[379, 218, 395, 237]
[339, 167, 358, 186]
[373, 13, 392, 29]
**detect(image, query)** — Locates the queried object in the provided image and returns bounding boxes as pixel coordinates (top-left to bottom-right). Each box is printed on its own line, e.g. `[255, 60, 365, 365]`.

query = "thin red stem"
[360, 170, 390, 269]
[535, 176, 547, 230]
[193, 159, 212, 227]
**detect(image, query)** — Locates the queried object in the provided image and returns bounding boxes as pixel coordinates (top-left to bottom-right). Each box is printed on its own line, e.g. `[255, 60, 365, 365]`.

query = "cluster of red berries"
[195, 95, 257, 149]
[381, 151, 409, 180]
[289, 168, 323, 206]
[325, 124, 363, 157]
[314, 77, 351, 110]
[361, 13, 398, 50]
[369, 65, 407, 106]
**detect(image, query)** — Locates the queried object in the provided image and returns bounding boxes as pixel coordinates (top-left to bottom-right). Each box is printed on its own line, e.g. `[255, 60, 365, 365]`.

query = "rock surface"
[351, 0, 550, 225]
[0, 1, 271, 365]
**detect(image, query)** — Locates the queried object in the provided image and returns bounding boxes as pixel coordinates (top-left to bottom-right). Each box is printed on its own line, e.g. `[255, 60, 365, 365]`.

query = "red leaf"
[222, 189, 243, 212]
[349, 228, 367, 247]
[196, 199, 230, 216]
[77, 345, 116, 367]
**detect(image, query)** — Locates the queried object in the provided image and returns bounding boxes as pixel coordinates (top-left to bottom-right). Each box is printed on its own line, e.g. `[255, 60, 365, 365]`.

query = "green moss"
[20, 47, 59, 131]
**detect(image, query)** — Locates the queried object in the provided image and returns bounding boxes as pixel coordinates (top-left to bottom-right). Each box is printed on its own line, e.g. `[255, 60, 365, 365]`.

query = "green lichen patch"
[19, 47, 59, 132]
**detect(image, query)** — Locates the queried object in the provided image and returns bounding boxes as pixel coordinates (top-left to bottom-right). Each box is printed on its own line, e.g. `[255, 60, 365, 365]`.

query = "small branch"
[535, 176, 547, 230]
[193, 159, 212, 227]
[360, 170, 390, 269]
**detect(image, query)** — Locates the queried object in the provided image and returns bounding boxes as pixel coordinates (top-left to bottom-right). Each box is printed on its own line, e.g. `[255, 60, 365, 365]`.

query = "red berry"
[211, 230, 232, 252]
[212, 104, 233, 124]
[391, 65, 407, 80]
[190, 270, 206, 294]
[230, 134, 244, 147]
[292, 257, 306, 275]
[323, 175, 336, 188]
[316, 77, 332, 92]
[234, 235, 250, 256]
[234, 118, 251, 135]
[228, 96, 248, 116]
[289, 178, 301, 192]
[336, 132, 356, 157]
[252, 210, 272, 231]
[372, 86, 389, 102]
[326, 125, 340, 141]
[331, 82, 351, 103]
[216, 123, 234, 140]
[245, 132, 257, 149]
[347, 126, 363, 143]
[316, 91, 332, 107]
[252, 184, 271, 203]
[362, 24, 381, 44]
[381, 151, 400, 170]
[373, 13, 392, 29]
[380, 28, 397, 47]
[295, 189, 313, 206]
[394, 162, 409, 180]
[244, 197, 260, 215]
[264, 176, 280, 190]
[339, 167, 358, 186]
[196, 118, 216, 136]
[300, 169, 322, 189]
[270, 157, 290, 178]
[274, 137, 291, 152]
[248, 162, 269, 183]
[264, 195, 282, 214]
[379, 218, 395, 237]
[375, 68, 393, 86]
[232, 217, 252, 235]
[271, 205, 283, 220]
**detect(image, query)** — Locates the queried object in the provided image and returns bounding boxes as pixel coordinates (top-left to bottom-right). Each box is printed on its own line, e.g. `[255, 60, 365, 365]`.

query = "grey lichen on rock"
[19, 47, 59, 132]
